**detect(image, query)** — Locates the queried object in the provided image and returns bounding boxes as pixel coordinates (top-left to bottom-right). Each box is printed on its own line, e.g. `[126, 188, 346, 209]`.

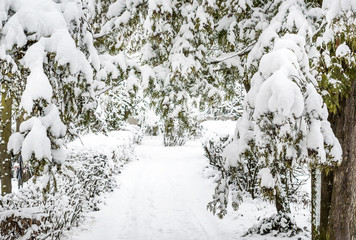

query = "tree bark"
[275, 166, 291, 214]
[1, 83, 12, 196]
[275, 188, 291, 214]
[328, 79, 356, 240]
[311, 167, 321, 239]
[319, 169, 333, 240]
[16, 111, 24, 132]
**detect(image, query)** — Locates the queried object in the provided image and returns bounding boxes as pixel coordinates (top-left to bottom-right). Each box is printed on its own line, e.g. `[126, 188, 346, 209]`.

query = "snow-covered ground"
[65, 134, 310, 240]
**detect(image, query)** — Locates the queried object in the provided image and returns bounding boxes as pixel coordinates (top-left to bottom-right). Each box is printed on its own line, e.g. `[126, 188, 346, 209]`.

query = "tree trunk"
[311, 167, 321, 239]
[319, 169, 333, 240]
[275, 168, 291, 214]
[16, 111, 24, 132]
[0, 83, 12, 196]
[275, 188, 291, 214]
[327, 79, 356, 240]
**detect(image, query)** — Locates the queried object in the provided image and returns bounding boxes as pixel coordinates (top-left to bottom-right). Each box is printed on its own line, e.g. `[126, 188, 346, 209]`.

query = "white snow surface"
[20, 117, 52, 162]
[336, 43, 351, 57]
[200, 120, 236, 140]
[66, 136, 310, 240]
[259, 168, 275, 189]
[7, 132, 24, 155]
[68, 131, 134, 156]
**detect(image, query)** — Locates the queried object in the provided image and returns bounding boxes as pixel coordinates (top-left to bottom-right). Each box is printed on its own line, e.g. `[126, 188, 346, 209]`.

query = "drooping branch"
[207, 41, 256, 65]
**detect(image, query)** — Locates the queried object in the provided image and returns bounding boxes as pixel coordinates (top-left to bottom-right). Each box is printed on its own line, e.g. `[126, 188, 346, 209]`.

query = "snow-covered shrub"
[204, 136, 260, 218]
[120, 124, 144, 145]
[143, 109, 162, 136]
[203, 132, 235, 219]
[163, 118, 189, 147]
[291, 191, 310, 210]
[203, 85, 245, 121]
[200, 121, 257, 217]
[162, 111, 203, 146]
[244, 213, 302, 237]
[203, 134, 230, 168]
[0, 132, 135, 239]
[144, 123, 162, 137]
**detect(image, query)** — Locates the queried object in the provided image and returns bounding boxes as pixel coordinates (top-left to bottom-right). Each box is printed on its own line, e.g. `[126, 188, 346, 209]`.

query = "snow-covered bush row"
[162, 116, 202, 146]
[0, 132, 135, 240]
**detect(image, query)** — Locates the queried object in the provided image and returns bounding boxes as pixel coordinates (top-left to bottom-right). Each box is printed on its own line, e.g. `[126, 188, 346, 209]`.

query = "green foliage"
[315, 13, 356, 114]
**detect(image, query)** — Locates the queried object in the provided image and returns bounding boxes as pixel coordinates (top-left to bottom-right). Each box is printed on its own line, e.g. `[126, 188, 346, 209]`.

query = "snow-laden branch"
[207, 41, 256, 65]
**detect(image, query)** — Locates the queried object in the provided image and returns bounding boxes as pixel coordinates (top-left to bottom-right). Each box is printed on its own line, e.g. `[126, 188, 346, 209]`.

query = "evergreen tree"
[96, 83, 146, 132]
[2, 0, 100, 194]
[207, 0, 343, 236]
[105, 0, 227, 146]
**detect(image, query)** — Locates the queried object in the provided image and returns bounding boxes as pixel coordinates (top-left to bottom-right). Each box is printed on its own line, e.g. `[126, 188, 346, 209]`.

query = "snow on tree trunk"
[311, 167, 321, 239]
[0, 82, 12, 196]
[275, 164, 291, 214]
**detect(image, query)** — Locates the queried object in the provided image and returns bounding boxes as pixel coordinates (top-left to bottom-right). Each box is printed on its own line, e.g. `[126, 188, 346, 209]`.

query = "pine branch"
[207, 41, 256, 65]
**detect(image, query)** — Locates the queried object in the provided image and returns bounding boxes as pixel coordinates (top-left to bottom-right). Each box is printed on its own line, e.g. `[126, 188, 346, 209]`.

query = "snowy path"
[67, 136, 309, 240]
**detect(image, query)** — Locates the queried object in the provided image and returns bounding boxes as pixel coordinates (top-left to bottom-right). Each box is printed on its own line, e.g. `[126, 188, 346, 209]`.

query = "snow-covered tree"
[1, 0, 100, 194]
[242, 33, 340, 210]
[95, 84, 146, 132]
[104, 0, 229, 146]
[207, 0, 343, 236]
